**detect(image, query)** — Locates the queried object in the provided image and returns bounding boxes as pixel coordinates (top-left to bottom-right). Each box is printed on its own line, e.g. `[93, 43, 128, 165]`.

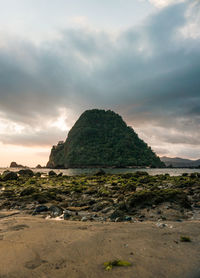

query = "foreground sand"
[0, 213, 199, 278]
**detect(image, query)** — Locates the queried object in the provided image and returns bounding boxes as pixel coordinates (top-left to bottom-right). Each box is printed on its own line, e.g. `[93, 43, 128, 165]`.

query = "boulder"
[2, 171, 18, 181]
[18, 169, 34, 177]
[20, 187, 37, 196]
[95, 169, 106, 176]
[49, 170, 57, 177]
[35, 172, 41, 177]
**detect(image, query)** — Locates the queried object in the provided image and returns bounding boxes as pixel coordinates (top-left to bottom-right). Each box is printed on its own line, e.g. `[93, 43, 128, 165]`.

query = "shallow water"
[0, 167, 200, 176]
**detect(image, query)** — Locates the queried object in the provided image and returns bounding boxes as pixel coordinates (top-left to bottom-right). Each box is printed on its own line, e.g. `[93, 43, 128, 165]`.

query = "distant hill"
[47, 109, 165, 168]
[161, 156, 200, 168]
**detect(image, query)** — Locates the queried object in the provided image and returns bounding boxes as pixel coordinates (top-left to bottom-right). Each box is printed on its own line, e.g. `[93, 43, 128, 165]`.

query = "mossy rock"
[18, 169, 34, 177]
[29, 191, 58, 203]
[2, 171, 18, 181]
[126, 189, 191, 210]
[1, 189, 15, 198]
[125, 182, 136, 192]
[49, 171, 57, 177]
[20, 187, 38, 196]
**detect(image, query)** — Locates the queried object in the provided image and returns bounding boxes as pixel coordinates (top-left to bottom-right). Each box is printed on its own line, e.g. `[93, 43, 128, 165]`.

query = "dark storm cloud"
[0, 1, 199, 149]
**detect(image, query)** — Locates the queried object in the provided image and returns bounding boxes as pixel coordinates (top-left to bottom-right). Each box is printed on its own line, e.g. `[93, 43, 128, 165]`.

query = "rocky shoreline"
[0, 170, 200, 223]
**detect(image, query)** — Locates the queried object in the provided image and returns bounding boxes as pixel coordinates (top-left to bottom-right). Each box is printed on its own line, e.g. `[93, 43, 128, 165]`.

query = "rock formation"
[10, 162, 27, 168]
[47, 109, 164, 168]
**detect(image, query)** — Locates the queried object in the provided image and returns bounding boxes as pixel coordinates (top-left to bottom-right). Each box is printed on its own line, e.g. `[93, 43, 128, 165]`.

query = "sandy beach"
[0, 213, 199, 278]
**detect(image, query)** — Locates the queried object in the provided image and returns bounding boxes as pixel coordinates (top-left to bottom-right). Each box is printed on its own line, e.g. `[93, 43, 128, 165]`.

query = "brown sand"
[0, 213, 199, 278]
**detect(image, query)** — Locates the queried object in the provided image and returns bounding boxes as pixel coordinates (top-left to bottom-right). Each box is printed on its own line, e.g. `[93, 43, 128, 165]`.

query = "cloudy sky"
[0, 0, 199, 167]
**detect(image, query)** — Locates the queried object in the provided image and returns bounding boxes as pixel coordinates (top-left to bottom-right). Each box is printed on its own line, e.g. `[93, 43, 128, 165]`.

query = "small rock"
[95, 169, 106, 176]
[156, 222, 168, 228]
[115, 217, 121, 222]
[110, 209, 124, 221]
[49, 171, 57, 176]
[102, 207, 113, 214]
[124, 216, 132, 221]
[49, 206, 63, 217]
[33, 205, 49, 215]
[81, 216, 88, 222]
[63, 210, 72, 220]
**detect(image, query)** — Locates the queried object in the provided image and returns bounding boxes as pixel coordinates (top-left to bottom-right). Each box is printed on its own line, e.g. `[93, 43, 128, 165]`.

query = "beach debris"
[104, 260, 132, 271]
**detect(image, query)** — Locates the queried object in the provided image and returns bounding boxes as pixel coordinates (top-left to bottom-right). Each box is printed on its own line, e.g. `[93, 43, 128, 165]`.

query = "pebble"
[156, 222, 168, 228]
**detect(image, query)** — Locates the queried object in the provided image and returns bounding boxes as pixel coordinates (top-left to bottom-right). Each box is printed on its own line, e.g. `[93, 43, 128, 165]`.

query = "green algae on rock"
[104, 260, 132, 271]
[0, 171, 198, 222]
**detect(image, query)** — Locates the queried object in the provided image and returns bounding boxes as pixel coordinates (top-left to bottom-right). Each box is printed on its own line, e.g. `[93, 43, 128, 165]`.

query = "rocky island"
[10, 161, 28, 168]
[47, 109, 164, 168]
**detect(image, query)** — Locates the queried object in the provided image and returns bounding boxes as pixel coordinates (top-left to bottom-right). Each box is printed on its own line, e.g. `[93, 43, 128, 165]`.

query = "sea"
[1, 167, 200, 176]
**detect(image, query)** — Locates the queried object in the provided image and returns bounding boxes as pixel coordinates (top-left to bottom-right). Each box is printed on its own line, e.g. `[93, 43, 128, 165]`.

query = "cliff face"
[47, 109, 164, 168]
[46, 141, 65, 168]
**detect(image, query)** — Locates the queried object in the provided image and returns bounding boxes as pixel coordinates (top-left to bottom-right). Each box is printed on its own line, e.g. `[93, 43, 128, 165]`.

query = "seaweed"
[104, 260, 132, 271]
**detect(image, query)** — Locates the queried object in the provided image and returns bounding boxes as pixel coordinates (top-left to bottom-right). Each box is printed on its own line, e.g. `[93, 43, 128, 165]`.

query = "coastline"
[0, 213, 199, 278]
[0, 170, 200, 277]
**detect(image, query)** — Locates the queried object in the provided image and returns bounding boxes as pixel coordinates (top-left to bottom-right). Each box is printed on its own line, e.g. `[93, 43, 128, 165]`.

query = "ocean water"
[0, 167, 200, 176]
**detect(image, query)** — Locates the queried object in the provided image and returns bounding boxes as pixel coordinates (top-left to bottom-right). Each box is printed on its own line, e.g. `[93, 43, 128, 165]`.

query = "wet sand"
[0, 213, 199, 278]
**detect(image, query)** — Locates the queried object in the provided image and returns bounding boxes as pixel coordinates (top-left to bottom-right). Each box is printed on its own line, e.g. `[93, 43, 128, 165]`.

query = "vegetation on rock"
[47, 109, 164, 168]
[0, 171, 199, 222]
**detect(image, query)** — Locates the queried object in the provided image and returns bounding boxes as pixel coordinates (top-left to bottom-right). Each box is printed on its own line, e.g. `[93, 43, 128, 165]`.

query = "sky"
[0, 0, 200, 167]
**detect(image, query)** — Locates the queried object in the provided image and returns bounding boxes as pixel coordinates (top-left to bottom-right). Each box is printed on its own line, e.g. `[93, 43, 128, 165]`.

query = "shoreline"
[1, 167, 200, 177]
[0, 171, 200, 277]
[0, 213, 199, 278]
